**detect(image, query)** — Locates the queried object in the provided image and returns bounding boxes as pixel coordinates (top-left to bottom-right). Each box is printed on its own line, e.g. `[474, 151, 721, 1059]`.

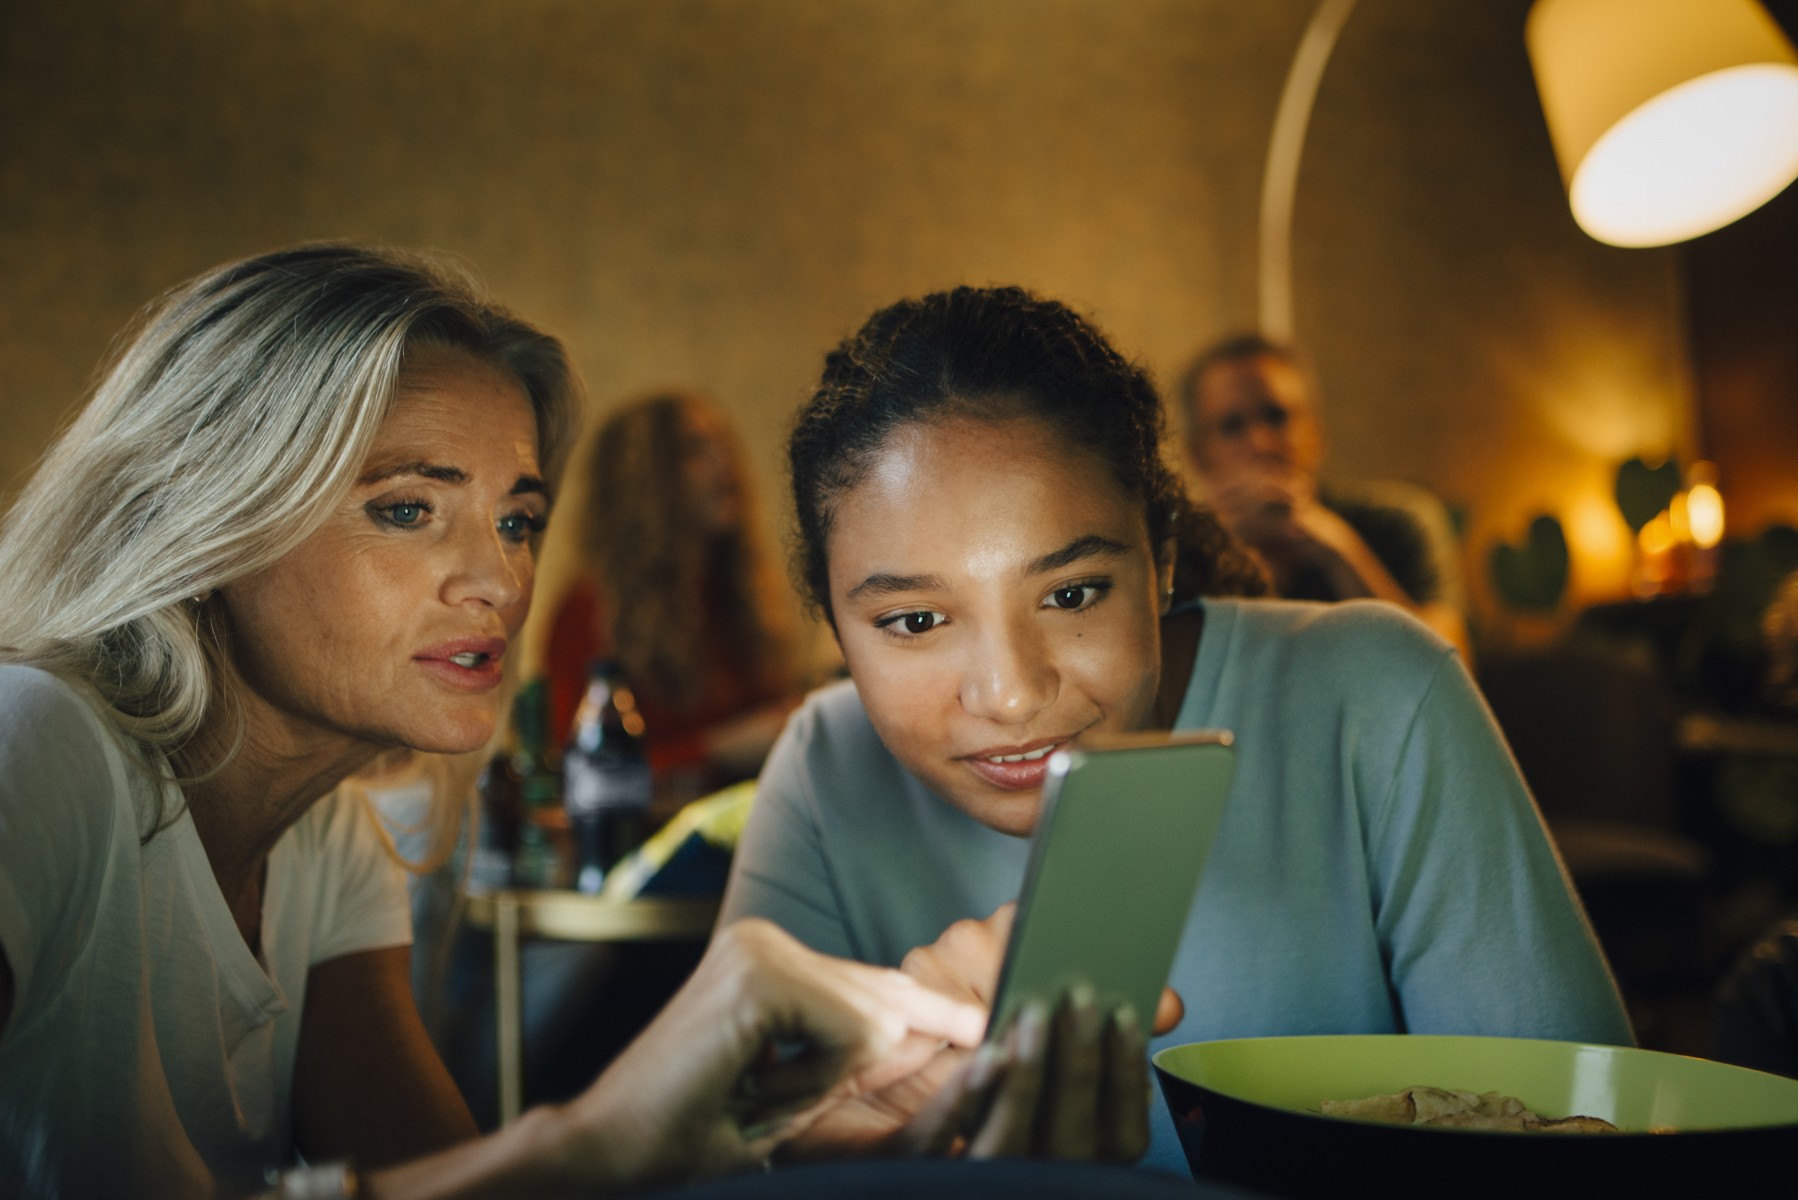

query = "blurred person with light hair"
[1178, 334, 1471, 659]
[0, 245, 1045, 1199]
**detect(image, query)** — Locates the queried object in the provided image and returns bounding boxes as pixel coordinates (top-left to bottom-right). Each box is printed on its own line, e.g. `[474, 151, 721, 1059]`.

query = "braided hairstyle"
[789, 285, 1266, 623]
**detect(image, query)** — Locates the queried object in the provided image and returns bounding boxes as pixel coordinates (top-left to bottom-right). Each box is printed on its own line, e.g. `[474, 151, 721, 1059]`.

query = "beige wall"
[0, 0, 1694, 660]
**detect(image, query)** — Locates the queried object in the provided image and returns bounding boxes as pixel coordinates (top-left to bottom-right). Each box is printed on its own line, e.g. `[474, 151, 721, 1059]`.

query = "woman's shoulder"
[1, 662, 98, 723]
[290, 782, 402, 863]
[763, 677, 907, 798]
[0, 664, 132, 774]
[0, 665, 135, 881]
[782, 677, 886, 758]
[1210, 596, 1451, 659]
[1201, 597, 1457, 704]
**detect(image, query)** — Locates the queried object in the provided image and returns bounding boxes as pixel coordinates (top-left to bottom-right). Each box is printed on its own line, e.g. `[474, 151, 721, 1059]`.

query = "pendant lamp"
[1527, 0, 1798, 247]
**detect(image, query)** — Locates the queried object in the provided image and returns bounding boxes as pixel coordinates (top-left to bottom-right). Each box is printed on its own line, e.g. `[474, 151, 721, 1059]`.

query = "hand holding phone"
[988, 730, 1235, 1039]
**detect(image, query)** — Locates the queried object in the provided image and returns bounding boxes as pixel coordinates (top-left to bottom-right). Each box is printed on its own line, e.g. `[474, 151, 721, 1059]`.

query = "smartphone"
[987, 729, 1235, 1038]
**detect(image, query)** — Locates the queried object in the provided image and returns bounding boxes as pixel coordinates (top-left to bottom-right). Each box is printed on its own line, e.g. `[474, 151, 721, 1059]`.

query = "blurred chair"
[1478, 645, 1715, 1042]
[1715, 915, 1798, 1078]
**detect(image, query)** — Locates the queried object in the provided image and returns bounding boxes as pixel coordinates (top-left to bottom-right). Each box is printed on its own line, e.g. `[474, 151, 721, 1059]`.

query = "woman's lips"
[414, 638, 507, 693]
[960, 737, 1070, 791]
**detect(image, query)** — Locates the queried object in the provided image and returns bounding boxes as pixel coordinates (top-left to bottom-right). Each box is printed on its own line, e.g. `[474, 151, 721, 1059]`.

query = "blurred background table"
[462, 891, 720, 1123]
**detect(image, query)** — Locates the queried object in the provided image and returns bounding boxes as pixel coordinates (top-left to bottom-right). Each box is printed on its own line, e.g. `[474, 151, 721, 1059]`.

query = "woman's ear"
[1157, 538, 1178, 615]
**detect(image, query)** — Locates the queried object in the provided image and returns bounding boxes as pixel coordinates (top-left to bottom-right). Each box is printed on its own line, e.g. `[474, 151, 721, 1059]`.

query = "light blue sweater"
[721, 598, 1632, 1174]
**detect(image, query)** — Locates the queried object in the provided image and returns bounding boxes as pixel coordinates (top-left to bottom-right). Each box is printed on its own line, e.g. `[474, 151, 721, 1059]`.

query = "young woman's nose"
[958, 616, 1057, 725]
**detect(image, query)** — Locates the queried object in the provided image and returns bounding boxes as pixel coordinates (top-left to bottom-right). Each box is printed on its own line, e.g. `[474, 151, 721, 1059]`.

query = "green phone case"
[989, 729, 1236, 1037]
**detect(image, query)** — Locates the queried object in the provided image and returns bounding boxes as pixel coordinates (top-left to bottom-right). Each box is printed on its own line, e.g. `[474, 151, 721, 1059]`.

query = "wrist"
[528, 1100, 635, 1195]
[360, 1105, 606, 1200]
[256, 1161, 358, 1200]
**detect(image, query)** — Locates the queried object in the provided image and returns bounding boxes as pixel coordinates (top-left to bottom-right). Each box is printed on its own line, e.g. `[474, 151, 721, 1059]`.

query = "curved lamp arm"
[1258, 0, 1359, 341]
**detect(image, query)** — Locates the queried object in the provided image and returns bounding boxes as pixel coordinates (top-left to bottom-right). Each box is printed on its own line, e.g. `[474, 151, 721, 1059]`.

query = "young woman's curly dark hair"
[788, 284, 1266, 621]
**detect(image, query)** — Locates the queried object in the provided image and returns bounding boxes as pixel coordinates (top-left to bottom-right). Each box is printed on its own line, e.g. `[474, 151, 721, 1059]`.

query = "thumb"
[1154, 987, 1184, 1035]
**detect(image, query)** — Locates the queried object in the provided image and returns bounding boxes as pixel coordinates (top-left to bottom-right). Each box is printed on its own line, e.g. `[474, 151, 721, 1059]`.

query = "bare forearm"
[293, 949, 480, 1168]
[1302, 523, 1473, 659]
[362, 1105, 602, 1200]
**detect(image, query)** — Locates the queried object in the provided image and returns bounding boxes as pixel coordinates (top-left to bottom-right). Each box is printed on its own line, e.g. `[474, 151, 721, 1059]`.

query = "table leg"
[495, 892, 523, 1125]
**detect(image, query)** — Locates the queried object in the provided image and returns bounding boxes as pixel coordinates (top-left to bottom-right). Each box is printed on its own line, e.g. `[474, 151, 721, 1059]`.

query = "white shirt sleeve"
[300, 788, 413, 966]
[0, 668, 129, 1025]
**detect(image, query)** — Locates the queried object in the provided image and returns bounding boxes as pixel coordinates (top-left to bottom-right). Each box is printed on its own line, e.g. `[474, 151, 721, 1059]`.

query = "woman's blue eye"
[373, 500, 430, 528]
[498, 511, 545, 543]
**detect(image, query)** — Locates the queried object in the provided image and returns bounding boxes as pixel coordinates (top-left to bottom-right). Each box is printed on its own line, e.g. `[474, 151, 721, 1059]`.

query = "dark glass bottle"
[470, 752, 522, 892]
[510, 678, 570, 890]
[562, 659, 652, 893]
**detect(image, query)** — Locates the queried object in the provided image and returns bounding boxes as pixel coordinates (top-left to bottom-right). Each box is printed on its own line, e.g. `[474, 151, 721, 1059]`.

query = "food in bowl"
[1153, 1035, 1798, 1197]
[1320, 1085, 1619, 1132]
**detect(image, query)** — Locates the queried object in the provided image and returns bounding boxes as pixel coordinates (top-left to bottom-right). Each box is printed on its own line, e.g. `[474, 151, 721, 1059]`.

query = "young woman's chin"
[949, 783, 1045, 839]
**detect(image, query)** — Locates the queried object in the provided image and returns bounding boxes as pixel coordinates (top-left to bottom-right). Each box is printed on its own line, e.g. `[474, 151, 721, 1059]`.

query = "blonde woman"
[0, 246, 1000, 1199]
[547, 393, 803, 787]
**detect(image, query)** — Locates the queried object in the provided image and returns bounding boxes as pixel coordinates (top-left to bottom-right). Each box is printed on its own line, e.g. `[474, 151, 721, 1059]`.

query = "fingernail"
[1017, 1001, 1048, 1056]
[1111, 1003, 1139, 1036]
[1068, 982, 1100, 1037]
[967, 1042, 1002, 1089]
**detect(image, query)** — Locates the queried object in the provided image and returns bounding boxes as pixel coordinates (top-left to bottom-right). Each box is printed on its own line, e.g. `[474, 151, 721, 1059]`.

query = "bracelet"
[257, 1161, 359, 1200]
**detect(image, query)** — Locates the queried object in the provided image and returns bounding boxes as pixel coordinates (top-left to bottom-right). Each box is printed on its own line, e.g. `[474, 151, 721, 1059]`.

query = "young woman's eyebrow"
[1026, 534, 1131, 575]
[845, 535, 1128, 601]
[846, 571, 947, 601]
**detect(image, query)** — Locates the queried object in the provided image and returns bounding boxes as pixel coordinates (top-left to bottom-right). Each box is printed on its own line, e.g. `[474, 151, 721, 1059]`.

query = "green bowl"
[1154, 1035, 1798, 1196]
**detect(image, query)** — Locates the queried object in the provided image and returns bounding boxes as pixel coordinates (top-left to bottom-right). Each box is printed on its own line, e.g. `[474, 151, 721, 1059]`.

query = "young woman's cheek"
[1061, 605, 1163, 725]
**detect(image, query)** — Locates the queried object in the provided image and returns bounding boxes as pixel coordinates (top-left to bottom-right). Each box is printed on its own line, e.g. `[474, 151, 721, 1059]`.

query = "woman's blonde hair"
[582, 391, 794, 707]
[0, 243, 580, 826]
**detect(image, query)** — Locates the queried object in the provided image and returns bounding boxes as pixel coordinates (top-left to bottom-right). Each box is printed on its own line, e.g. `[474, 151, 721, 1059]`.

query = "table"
[461, 890, 720, 1122]
[1675, 711, 1798, 758]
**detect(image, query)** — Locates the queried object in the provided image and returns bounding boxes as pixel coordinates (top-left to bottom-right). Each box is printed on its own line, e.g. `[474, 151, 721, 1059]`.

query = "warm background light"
[1528, 0, 1798, 247]
[1563, 485, 1638, 604]
[1687, 482, 1726, 549]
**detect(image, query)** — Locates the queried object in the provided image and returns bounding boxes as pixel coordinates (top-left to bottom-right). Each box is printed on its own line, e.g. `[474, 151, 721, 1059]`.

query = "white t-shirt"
[0, 665, 412, 1199]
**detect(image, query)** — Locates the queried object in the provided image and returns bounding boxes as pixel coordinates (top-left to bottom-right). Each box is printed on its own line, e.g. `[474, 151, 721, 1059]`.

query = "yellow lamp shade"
[1527, 0, 1798, 247]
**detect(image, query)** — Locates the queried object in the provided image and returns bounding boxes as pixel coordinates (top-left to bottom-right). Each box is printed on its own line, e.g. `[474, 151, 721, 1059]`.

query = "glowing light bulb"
[1687, 482, 1725, 548]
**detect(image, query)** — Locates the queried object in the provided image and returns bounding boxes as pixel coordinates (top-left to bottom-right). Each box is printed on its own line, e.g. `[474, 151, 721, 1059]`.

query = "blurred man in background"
[1179, 334, 1471, 659]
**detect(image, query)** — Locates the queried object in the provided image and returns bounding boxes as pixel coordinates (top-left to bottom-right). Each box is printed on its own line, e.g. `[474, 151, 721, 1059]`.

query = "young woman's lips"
[414, 638, 507, 693]
[960, 738, 1070, 791]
